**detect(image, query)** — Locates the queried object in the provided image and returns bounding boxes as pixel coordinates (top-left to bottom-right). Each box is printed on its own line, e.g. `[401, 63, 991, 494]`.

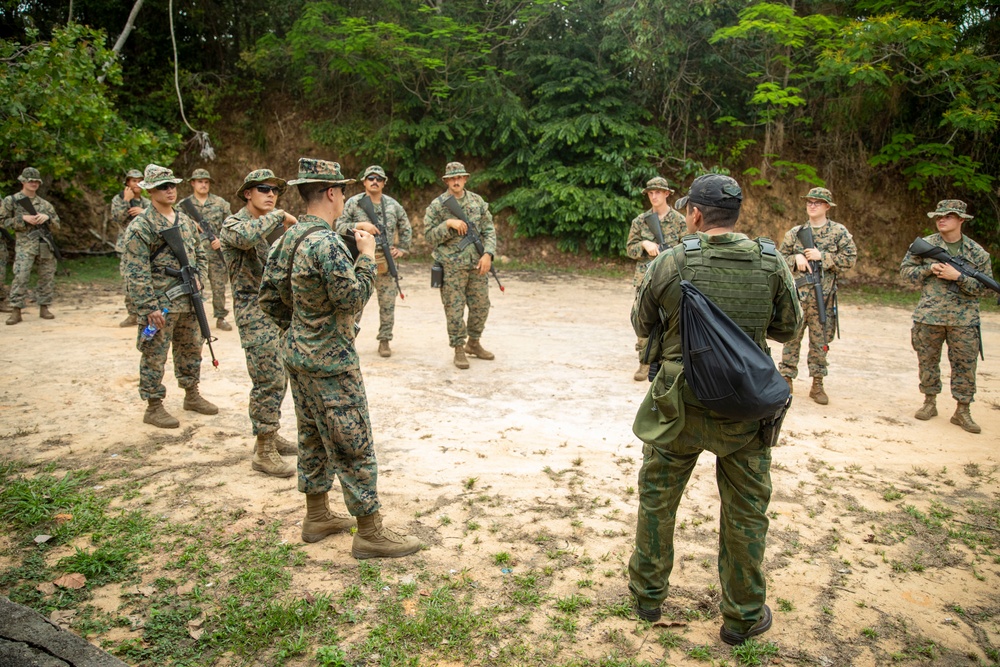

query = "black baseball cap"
[675, 174, 743, 211]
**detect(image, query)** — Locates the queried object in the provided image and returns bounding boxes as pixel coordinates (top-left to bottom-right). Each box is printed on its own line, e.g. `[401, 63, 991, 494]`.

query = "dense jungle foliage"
[1, 0, 997, 256]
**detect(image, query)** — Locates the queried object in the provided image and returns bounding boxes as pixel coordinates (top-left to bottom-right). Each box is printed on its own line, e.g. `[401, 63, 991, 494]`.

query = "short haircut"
[691, 203, 739, 230]
[298, 182, 337, 205]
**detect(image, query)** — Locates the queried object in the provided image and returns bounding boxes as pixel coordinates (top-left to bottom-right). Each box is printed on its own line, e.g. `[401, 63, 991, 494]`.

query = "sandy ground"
[2, 271, 1000, 664]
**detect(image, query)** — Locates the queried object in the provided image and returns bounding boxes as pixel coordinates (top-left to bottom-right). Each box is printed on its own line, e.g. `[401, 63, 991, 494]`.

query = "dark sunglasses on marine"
[155, 183, 176, 191]
[255, 184, 281, 194]
[366, 175, 386, 183]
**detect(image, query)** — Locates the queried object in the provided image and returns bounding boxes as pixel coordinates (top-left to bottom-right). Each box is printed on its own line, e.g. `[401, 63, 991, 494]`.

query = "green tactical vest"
[673, 234, 779, 351]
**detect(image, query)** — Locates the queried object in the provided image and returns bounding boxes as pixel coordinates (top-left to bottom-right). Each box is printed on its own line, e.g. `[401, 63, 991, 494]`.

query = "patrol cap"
[18, 167, 42, 183]
[642, 176, 674, 194]
[442, 161, 470, 179]
[138, 164, 183, 190]
[188, 168, 213, 182]
[927, 199, 973, 220]
[675, 174, 743, 211]
[286, 158, 355, 187]
[801, 186, 836, 206]
[362, 165, 387, 180]
[237, 168, 288, 199]
[123, 169, 143, 184]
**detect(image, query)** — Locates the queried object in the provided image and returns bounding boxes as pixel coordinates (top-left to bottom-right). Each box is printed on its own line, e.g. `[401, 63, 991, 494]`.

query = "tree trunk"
[97, 0, 145, 84]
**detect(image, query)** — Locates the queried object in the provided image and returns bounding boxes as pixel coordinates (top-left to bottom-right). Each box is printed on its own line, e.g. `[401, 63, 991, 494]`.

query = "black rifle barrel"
[908, 237, 1000, 295]
[644, 211, 668, 251]
[443, 195, 504, 292]
[177, 199, 224, 261]
[358, 196, 405, 300]
[796, 224, 828, 351]
[14, 195, 62, 261]
[159, 225, 219, 368]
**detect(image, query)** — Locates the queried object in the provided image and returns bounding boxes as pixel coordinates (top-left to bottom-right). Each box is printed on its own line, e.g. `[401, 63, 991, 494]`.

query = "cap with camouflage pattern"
[362, 165, 387, 180]
[236, 168, 288, 199]
[675, 174, 743, 211]
[927, 199, 973, 220]
[642, 176, 674, 194]
[18, 167, 41, 183]
[188, 168, 213, 182]
[124, 169, 143, 184]
[138, 164, 183, 190]
[287, 158, 355, 187]
[442, 161, 471, 179]
[801, 186, 836, 206]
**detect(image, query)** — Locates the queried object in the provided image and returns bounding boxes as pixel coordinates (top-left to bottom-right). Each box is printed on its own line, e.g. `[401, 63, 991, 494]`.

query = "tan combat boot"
[809, 377, 829, 405]
[951, 403, 982, 434]
[5, 307, 21, 325]
[39, 305, 54, 320]
[270, 432, 298, 456]
[252, 433, 295, 477]
[378, 340, 391, 358]
[783, 376, 793, 394]
[634, 364, 650, 382]
[183, 385, 219, 415]
[144, 398, 180, 429]
[301, 492, 354, 543]
[119, 314, 137, 327]
[216, 318, 233, 332]
[453, 345, 470, 369]
[352, 511, 421, 559]
[914, 395, 937, 420]
[465, 339, 495, 360]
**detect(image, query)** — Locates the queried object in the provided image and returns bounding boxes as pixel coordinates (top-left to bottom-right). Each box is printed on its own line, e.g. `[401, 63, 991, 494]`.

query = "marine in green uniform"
[629, 174, 801, 646]
[423, 161, 498, 369]
[259, 157, 420, 558]
[626, 176, 686, 381]
[110, 169, 150, 327]
[900, 199, 993, 434]
[178, 169, 234, 332]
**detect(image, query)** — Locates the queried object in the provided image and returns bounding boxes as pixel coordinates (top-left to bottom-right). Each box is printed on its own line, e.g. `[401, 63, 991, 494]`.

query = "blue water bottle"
[140, 308, 169, 341]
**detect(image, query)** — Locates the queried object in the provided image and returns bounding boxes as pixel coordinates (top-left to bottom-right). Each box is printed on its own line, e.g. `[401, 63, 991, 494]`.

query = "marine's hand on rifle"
[148, 309, 166, 329]
[390, 246, 404, 259]
[932, 262, 961, 281]
[210, 238, 221, 251]
[794, 254, 810, 272]
[354, 229, 377, 258]
[127, 206, 145, 217]
[446, 218, 468, 235]
[641, 240, 660, 257]
[24, 214, 47, 226]
[803, 248, 821, 262]
[355, 221, 379, 235]
[477, 252, 493, 276]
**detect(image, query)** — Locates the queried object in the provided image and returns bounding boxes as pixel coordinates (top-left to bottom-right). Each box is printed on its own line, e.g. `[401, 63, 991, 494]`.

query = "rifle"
[178, 198, 224, 260]
[644, 211, 670, 252]
[796, 224, 828, 352]
[908, 237, 1000, 298]
[14, 195, 62, 261]
[357, 195, 405, 300]
[158, 225, 219, 368]
[128, 198, 143, 220]
[442, 195, 505, 292]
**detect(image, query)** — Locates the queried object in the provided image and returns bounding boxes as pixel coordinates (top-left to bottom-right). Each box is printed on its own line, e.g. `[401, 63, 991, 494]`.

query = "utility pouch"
[431, 262, 443, 288]
[760, 395, 793, 448]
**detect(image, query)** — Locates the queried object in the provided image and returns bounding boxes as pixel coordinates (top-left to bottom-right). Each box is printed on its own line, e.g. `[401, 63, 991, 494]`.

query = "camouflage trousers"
[779, 295, 835, 378]
[119, 253, 137, 316]
[0, 236, 8, 303]
[287, 368, 380, 516]
[911, 322, 980, 404]
[244, 340, 287, 435]
[629, 410, 772, 635]
[10, 238, 56, 308]
[203, 242, 229, 319]
[360, 270, 398, 341]
[634, 287, 647, 362]
[440, 264, 490, 347]
[136, 311, 203, 401]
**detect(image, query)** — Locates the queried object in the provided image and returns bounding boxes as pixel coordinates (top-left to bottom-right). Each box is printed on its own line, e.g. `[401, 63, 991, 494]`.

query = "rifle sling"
[285, 226, 328, 286]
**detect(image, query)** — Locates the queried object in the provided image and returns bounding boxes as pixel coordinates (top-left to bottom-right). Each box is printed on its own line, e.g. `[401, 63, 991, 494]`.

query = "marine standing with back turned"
[900, 199, 993, 434]
[625, 176, 686, 381]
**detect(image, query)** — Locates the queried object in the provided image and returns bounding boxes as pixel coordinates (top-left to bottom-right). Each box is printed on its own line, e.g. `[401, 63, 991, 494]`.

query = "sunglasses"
[255, 185, 281, 194]
[154, 183, 177, 191]
[805, 200, 825, 206]
[366, 175, 386, 183]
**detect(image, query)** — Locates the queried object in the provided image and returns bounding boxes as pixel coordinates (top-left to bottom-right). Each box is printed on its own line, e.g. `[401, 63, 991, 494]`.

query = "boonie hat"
[642, 176, 674, 194]
[675, 174, 743, 211]
[188, 168, 213, 182]
[927, 199, 973, 220]
[287, 158, 355, 187]
[123, 169, 143, 184]
[442, 161, 470, 179]
[18, 167, 41, 183]
[237, 168, 288, 199]
[801, 187, 836, 206]
[362, 165, 387, 180]
[138, 164, 183, 190]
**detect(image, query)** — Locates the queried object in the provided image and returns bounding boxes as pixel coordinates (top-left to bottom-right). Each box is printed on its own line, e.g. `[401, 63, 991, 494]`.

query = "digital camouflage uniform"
[629, 175, 801, 638]
[0, 222, 9, 307]
[121, 202, 207, 401]
[626, 205, 686, 360]
[0, 192, 60, 309]
[900, 231, 992, 404]
[220, 206, 288, 436]
[778, 220, 856, 379]
[336, 192, 412, 341]
[259, 212, 380, 515]
[424, 189, 497, 348]
[111, 191, 151, 317]
[178, 192, 231, 319]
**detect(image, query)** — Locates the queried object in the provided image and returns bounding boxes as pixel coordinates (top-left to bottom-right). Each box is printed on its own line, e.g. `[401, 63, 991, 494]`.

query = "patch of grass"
[861, 626, 878, 639]
[658, 630, 683, 649]
[55, 256, 122, 285]
[776, 597, 795, 612]
[493, 551, 512, 566]
[512, 571, 543, 605]
[732, 638, 779, 665]
[554, 594, 592, 614]
[687, 644, 714, 661]
[883, 485, 904, 502]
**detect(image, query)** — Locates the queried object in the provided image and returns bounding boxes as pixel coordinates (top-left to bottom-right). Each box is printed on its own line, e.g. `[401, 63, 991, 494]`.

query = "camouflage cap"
[642, 176, 674, 194]
[138, 164, 183, 190]
[675, 174, 743, 211]
[18, 167, 41, 183]
[442, 161, 471, 179]
[236, 168, 288, 199]
[362, 165, 387, 180]
[286, 158, 355, 187]
[188, 168, 213, 182]
[123, 169, 143, 184]
[801, 186, 836, 206]
[927, 199, 973, 220]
